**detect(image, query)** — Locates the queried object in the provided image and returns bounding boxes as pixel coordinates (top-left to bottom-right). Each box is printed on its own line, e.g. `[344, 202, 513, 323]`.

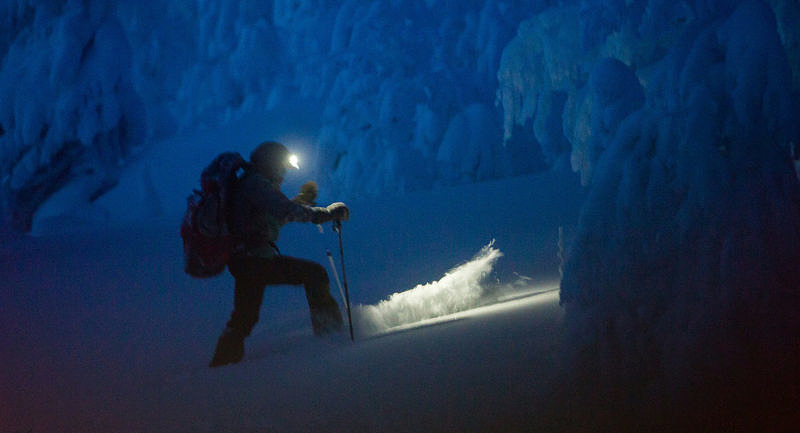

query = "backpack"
[180, 152, 248, 278]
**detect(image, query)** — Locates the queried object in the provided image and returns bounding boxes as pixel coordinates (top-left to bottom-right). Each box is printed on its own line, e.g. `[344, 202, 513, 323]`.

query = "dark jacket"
[230, 169, 332, 258]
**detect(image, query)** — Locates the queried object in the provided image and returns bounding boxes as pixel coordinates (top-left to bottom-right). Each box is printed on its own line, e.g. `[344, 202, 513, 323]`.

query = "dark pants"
[226, 255, 339, 337]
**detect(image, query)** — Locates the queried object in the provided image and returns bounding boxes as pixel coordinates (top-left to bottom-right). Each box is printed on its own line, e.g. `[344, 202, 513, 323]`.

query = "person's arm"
[254, 183, 348, 225]
[283, 199, 349, 224]
[254, 185, 327, 223]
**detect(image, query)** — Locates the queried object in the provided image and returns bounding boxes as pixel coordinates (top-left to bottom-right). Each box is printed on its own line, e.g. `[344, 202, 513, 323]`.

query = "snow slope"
[1, 157, 585, 432]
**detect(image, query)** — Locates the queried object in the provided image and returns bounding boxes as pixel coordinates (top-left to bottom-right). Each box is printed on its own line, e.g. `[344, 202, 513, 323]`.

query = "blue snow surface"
[2, 0, 800, 431]
[1, 137, 584, 432]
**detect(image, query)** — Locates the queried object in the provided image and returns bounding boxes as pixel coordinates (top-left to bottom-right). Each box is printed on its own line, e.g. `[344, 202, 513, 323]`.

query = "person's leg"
[268, 256, 343, 335]
[211, 255, 345, 367]
[227, 258, 269, 337]
[210, 256, 270, 367]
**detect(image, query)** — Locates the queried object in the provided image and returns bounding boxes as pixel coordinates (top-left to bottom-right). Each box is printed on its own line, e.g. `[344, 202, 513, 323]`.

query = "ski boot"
[209, 327, 245, 367]
[310, 302, 344, 336]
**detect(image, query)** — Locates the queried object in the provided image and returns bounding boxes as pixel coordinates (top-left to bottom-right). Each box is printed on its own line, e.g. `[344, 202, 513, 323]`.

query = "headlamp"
[288, 154, 300, 169]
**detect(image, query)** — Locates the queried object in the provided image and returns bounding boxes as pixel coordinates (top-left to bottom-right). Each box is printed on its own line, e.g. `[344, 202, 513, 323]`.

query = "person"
[209, 141, 350, 367]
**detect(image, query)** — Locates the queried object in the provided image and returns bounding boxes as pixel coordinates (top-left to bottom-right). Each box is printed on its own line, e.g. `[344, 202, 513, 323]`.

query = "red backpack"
[180, 152, 247, 278]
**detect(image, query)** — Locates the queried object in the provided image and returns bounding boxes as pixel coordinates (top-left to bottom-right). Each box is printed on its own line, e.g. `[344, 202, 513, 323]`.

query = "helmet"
[250, 141, 292, 179]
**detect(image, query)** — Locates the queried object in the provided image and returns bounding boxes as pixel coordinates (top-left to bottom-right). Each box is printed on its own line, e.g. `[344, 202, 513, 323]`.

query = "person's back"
[209, 141, 349, 368]
[229, 168, 284, 258]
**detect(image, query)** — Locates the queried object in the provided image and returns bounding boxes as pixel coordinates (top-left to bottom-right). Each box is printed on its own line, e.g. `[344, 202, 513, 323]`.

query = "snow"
[3, 1, 799, 226]
[1, 154, 584, 432]
[2, 87, 588, 431]
[2, 1, 545, 229]
[3, 0, 800, 431]
[0, 3, 146, 230]
[557, 0, 800, 418]
[355, 241, 503, 336]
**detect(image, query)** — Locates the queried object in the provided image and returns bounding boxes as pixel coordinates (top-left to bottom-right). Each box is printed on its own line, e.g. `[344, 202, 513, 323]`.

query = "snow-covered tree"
[541, 1, 797, 424]
[0, 1, 145, 230]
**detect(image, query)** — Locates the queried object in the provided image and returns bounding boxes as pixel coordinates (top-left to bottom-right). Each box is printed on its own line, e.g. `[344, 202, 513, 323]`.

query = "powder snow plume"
[354, 241, 503, 336]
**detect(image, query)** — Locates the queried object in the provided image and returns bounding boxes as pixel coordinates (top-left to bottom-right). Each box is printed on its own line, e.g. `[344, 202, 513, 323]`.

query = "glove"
[326, 202, 350, 221]
[292, 181, 318, 206]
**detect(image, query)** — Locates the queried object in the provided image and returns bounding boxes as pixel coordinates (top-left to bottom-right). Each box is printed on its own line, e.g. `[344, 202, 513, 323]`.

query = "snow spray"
[354, 241, 503, 336]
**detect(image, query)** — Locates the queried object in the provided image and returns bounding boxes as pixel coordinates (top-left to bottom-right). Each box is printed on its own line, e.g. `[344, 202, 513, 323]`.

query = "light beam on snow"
[354, 241, 503, 336]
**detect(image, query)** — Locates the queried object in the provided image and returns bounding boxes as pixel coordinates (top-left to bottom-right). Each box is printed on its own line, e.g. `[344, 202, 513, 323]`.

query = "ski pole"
[326, 251, 347, 313]
[333, 220, 354, 341]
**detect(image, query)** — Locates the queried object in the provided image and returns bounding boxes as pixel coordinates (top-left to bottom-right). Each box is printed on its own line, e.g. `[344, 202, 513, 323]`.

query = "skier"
[210, 141, 350, 367]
